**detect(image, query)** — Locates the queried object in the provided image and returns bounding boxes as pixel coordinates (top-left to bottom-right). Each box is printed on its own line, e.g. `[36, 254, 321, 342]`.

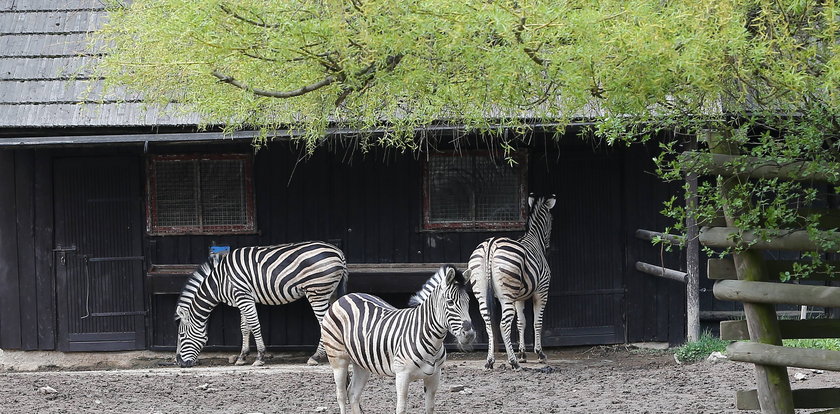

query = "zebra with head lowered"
[175, 241, 348, 367]
[468, 194, 556, 370]
[321, 264, 476, 414]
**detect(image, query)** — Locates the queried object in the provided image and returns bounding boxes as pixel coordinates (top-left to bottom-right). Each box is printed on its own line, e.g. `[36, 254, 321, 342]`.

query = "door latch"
[53, 246, 77, 265]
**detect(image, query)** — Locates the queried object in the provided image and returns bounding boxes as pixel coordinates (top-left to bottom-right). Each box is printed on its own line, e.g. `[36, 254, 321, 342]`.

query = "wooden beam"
[721, 319, 840, 340]
[714, 280, 840, 308]
[680, 152, 840, 183]
[634, 261, 687, 283]
[737, 388, 840, 410]
[701, 310, 824, 321]
[700, 226, 840, 251]
[728, 341, 840, 372]
[634, 229, 684, 245]
[708, 257, 840, 281]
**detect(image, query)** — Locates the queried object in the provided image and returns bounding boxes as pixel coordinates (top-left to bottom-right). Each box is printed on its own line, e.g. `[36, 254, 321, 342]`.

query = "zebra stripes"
[467, 194, 556, 370]
[321, 265, 476, 414]
[175, 241, 348, 367]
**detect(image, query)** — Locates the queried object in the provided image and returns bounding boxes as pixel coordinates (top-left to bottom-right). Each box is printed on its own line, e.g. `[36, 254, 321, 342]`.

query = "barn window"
[147, 154, 255, 235]
[423, 152, 527, 230]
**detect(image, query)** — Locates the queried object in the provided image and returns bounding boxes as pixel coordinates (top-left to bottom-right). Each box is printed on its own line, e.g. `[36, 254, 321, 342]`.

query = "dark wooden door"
[539, 153, 626, 346]
[54, 157, 146, 351]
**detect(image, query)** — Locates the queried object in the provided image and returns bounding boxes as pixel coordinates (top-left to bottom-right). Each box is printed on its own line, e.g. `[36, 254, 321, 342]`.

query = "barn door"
[540, 153, 626, 346]
[54, 157, 146, 351]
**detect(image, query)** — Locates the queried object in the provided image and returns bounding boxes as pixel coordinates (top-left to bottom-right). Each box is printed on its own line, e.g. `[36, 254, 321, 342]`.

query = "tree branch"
[514, 17, 547, 66]
[212, 71, 336, 98]
[219, 4, 282, 29]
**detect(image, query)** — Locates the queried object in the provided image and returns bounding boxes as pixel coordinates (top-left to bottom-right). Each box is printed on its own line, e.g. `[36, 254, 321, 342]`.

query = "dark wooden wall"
[0, 150, 55, 350]
[0, 135, 691, 352]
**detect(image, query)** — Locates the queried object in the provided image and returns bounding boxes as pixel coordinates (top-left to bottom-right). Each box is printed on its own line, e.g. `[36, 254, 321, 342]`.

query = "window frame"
[422, 151, 528, 231]
[146, 153, 256, 235]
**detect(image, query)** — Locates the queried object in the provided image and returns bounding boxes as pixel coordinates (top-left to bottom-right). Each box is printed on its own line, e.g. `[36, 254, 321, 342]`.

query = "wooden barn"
[0, 0, 693, 354]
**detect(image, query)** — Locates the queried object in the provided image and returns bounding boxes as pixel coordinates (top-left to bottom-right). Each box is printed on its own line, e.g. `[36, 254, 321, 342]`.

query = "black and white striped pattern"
[468, 194, 556, 370]
[175, 241, 348, 367]
[321, 265, 476, 414]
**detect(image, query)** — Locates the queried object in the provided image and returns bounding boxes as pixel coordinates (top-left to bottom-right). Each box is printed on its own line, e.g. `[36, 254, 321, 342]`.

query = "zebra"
[321, 264, 476, 414]
[174, 241, 348, 368]
[467, 194, 556, 370]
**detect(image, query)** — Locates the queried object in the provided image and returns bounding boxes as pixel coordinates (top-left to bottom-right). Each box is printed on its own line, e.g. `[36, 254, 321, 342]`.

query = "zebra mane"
[408, 265, 465, 307]
[176, 262, 214, 317]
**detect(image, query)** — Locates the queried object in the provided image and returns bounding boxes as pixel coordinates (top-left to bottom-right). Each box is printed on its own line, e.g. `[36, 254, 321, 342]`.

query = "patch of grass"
[674, 331, 730, 363]
[783, 338, 840, 350]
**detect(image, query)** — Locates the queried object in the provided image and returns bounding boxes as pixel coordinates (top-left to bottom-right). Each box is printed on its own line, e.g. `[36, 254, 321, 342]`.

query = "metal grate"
[155, 160, 199, 227]
[149, 155, 253, 234]
[427, 153, 524, 227]
[200, 160, 246, 226]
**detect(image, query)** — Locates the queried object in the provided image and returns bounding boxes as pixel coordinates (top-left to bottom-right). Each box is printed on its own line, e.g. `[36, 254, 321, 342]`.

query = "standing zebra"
[175, 241, 348, 368]
[468, 194, 556, 370]
[321, 265, 476, 414]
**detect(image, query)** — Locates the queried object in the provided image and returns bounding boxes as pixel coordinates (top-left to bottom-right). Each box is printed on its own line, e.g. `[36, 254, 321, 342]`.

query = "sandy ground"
[1, 347, 839, 414]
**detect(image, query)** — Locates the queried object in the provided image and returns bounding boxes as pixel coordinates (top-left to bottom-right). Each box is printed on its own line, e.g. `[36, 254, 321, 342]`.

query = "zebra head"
[526, 193, 557, 247]
[174, 263, 214, 368]
[440, 266, 477, 351]
[174, 305, 208, 367]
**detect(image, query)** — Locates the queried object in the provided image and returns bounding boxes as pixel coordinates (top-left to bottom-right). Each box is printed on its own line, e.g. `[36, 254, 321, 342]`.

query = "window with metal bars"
[423, 151, 527, 230]
[147, 154, 255, 234]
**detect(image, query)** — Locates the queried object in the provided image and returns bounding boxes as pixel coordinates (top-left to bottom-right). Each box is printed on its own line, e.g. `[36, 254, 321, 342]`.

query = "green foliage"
[94, 1, 840, 279]
[783, 338, 840, 351]
[674, 331, 730, 364]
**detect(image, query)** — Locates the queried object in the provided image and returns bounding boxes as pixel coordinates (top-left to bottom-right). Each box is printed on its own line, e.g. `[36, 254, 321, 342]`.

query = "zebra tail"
[485, 240, 496, 300]
[330, 267, 349, 303]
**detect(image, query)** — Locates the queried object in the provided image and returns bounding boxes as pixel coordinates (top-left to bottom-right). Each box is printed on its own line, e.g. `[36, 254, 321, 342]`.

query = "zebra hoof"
[517, 352, 527, 363]
[252, 359, 265, 367]
[509, 360, 521, 371]
[484, 359, 494, 370]
[306, 357, 320, 366]
[537, 351, 547, 364]
[234, 358, 248, 366]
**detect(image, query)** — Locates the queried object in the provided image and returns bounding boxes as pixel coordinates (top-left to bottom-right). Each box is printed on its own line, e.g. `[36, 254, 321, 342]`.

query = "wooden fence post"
[708, 130, 794, 414]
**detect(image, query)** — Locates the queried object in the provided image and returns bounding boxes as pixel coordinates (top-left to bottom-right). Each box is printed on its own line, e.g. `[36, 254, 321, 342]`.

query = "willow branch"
[219, 4, 282, 29]
[513, 17, 547, 66]
[212, 71, 336, 98]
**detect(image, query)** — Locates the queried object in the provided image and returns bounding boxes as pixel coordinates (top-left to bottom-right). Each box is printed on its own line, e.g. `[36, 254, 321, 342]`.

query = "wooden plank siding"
[0, 136, 687, 351]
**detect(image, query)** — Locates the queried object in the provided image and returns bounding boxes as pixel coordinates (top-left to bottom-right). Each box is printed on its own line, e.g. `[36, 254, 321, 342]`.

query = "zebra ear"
[175, 306, 189, 322]
[462, 268, 471, 281]
[545, 197, 556, 210]
[444, 267, 456, 284]
[528, 195, 535, 209]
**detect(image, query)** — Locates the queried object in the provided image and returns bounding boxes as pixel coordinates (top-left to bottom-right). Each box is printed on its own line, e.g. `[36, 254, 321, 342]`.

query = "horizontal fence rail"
[720, 319, 840, 341]
[727, 342, 840, 372]
[713, 280, 840, 308]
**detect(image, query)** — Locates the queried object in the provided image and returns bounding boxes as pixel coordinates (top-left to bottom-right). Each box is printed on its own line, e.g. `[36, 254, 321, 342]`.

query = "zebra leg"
[533, 293, 548, 363]
[498, 299, 520, 371]
[330, 357, 351, 414]
[472, 284, 496, 370]
[305, 290, 331, 365]
[234, 313, 251, 365]
[348, 364, 370, 414]
[514, 300, 527, 363]
[236, 299, 267, 366]
[423, 368, 441, 414]
[394, 371, 412, 414]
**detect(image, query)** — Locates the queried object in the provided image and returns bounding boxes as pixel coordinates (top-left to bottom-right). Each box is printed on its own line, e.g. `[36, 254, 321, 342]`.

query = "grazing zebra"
[174, 241, 348, 368]
[468, 194, 556, 370]
[321, 265, 476, 414]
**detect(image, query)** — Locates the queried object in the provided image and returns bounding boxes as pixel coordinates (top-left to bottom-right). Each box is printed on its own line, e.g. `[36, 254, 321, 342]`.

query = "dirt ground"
[1, 346, 839, 414]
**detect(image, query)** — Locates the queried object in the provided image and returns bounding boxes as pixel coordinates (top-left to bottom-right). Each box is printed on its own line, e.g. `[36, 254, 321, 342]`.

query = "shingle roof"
[0, 0, 200, 128]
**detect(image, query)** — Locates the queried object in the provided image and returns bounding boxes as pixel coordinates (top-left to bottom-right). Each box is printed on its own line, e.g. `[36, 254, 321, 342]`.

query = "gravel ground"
[1, 347, 838, 413]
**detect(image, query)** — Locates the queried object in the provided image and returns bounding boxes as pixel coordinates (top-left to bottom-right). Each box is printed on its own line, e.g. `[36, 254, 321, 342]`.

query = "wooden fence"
[687, 132, 840, 414]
